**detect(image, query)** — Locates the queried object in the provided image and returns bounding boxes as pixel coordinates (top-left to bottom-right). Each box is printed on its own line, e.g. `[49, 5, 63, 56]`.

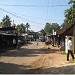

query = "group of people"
[36, 36, 75, 61]
[45, 36, 75, 61]
[13, 38, 21, 49]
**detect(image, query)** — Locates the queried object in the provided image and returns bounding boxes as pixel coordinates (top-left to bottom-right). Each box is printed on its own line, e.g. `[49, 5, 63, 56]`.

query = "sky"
[0, 0, 71, 32]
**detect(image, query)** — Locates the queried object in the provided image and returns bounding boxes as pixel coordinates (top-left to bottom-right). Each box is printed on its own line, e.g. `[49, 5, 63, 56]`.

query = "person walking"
[67, 37, 74, 61]
[45, 36, 50, 49]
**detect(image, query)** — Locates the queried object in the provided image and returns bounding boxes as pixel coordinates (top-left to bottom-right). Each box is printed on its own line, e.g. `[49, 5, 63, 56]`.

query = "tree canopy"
[44, 22, 60, 35]
[17, 23, 26, 33]
[0, 15, 11, 27]
[40, 29, 46, 36]
[16, 23, 31, 34]
[63, 0, 75, 26]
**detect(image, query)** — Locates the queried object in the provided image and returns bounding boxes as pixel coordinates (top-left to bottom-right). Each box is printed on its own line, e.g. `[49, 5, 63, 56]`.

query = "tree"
[40, 29, 46, 36]
[44, 23, 51, 34]
[1, 15, 11, 27]
[44, 22, 60, 35]
[51, 23, 60, 31]
[69, 0, 75, 6]
[64, 7, 75, 25]
[63, 0, 75, 26]
[17, 23, 26, 33]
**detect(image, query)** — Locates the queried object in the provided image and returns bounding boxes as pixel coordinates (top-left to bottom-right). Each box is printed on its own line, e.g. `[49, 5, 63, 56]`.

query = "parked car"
[39, 36, 45, 42]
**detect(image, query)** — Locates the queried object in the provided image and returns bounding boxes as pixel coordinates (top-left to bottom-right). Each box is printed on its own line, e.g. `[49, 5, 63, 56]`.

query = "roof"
[0, 27, 17, 31]
[0, 33, 16, 36]
[57, 24, 73, 35]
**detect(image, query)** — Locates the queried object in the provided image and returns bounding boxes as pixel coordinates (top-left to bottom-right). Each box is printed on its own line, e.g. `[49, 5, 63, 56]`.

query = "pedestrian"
[67, 37, 74, 61]
[45, 36, 50, 49]
[36, 38, 39, 46]
[13, 38, 16, 48]
[17, 39, 21, 49]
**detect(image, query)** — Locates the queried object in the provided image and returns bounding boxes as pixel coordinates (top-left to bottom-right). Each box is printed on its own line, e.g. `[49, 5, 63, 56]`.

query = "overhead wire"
[12, 12, 64, 21]
[0, 7, 44, 25]
[0, 0, 68, 25]
[0, 3, 71, 7]
[0, 7, 64, 27]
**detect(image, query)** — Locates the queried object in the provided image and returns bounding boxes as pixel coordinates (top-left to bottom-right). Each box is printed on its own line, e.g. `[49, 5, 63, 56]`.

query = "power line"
[0, 7, 64, 22]
[12, 12, 64, 21]
[12, 12, 48, 20]
[0, 8, 44, 25]
[0, 7, 64, 26]
[0, 3, 71, 7]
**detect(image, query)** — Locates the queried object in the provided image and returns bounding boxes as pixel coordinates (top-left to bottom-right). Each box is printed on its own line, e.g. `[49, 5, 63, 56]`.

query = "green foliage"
[44, 22, 60, 35]
[0, 15, 11, 27]
[63, 0, 75, 26]
[61, 51, 66, 55]
[69, 0, 75, 6]
[64, 7, 75, 25]
[17, 23, 26, 33]
[40, 29, 46, 36]
[51, 23, 60, 31]
[44, 23, 51, 34]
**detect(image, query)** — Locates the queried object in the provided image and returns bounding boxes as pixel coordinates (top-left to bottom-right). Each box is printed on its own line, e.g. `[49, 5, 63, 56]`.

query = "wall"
[73, 25, 75, 53]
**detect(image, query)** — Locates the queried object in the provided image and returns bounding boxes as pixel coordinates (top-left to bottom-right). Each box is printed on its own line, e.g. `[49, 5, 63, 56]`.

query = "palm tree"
[1, 15, 11, 27]
[63, 0, 75, 26]
[17, 23, 26, 33]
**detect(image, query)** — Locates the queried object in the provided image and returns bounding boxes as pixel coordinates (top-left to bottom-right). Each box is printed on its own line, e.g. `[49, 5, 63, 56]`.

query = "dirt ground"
[0, 42, 75, 74]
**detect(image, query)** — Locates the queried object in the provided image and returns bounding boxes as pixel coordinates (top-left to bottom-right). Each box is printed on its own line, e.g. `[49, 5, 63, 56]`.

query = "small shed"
[0, 27, 18, 51]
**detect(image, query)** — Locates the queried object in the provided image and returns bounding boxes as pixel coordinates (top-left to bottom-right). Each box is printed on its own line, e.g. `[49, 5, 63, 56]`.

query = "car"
[39, 36, 45, 42]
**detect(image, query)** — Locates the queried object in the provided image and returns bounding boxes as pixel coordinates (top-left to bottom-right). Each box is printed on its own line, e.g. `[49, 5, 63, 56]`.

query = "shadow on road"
[0, 47, 59, 57]
[0, 62, 75, 74]
[24, 65, 75, 74]
[0, 62, 31, 74]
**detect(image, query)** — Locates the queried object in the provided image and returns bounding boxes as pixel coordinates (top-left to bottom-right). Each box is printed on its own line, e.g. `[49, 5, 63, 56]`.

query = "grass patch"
[60, 51, 67, 55]
[69, 59, 75, 63]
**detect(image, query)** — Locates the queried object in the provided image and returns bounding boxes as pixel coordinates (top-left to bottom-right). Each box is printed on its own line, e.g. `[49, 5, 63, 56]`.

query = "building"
[0, 27, 18, 51]
[57, 24, 75, 53]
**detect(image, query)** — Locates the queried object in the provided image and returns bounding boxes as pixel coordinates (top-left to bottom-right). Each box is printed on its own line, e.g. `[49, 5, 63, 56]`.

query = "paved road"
[0, 42, 75, 74]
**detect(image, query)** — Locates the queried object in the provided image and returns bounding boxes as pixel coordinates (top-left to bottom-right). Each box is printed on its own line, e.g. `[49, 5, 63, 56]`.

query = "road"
[0, 42, 75, 74]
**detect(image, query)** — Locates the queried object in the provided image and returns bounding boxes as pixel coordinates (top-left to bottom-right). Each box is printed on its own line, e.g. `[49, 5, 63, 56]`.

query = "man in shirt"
[67, 37, 74, 61]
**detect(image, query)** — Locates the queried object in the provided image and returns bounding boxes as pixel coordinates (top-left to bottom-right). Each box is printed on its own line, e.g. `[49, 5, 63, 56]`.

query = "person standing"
[67, 37, 74, 61]
[45, 36, 50, 49]
[36, 38, 39, 46]
[13, 38, 16, 48]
